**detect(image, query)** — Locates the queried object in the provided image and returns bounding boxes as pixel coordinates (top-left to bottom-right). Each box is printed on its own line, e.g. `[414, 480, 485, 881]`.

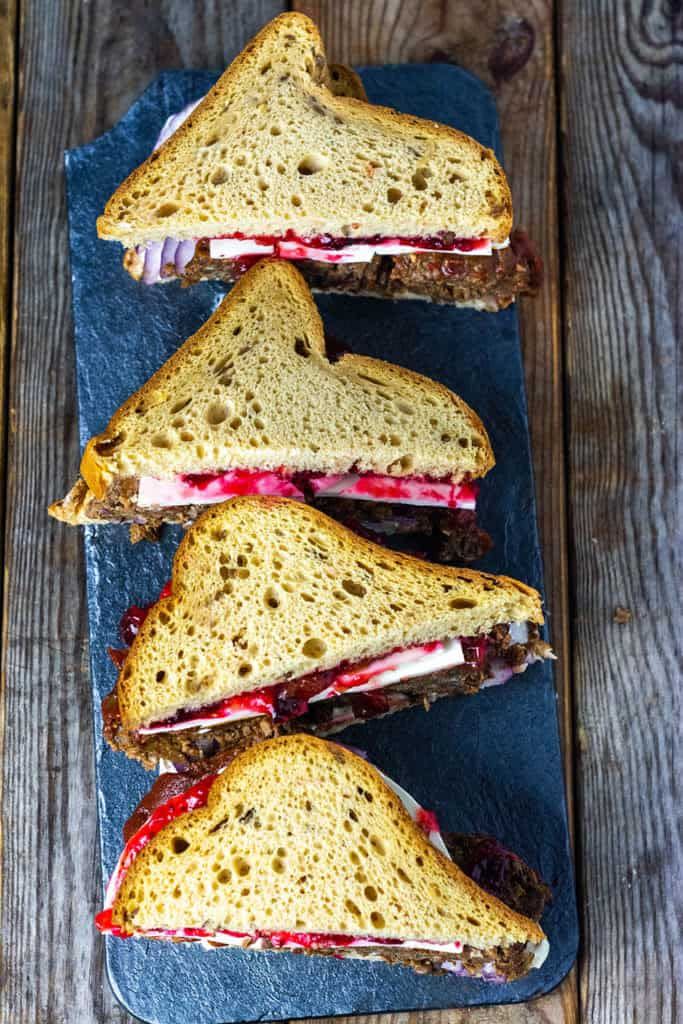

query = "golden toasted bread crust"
[61, 261, 493, 504]
[117, 496, 543, 731]
[98, 13, 512, 246]
[326, 63, 367, 101]
[110, 734, 546, 949]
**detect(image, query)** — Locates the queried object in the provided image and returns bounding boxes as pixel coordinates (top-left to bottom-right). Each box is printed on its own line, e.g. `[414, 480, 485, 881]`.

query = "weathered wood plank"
[0, 0, 17, 553]
[0, 6, 284, 1023]
[3, 3, 578, 1022]
[295, 3, 575, 1023]
[560, 3, 680, 1022]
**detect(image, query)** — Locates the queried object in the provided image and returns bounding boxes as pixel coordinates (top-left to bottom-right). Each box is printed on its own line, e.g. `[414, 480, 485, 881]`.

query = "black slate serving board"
[65, 64, 578, 1023]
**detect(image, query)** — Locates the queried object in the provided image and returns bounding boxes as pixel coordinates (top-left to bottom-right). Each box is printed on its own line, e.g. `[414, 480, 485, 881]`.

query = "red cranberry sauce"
[212, 230, 486, 252]
[416, 808, 441, 835]
[95, 771, 218, 935]
[108, 581, 173, 668]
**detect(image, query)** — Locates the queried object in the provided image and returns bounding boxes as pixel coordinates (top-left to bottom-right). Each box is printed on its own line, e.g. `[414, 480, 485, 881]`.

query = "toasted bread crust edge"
[109, 733, 546, 946]
[97, 13, 512, 245]
[73, 260, 493, 500]
[116, 496, 544, 730]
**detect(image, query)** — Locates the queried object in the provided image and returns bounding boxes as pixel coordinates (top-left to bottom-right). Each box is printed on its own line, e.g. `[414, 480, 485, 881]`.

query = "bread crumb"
[613, 606, 632, 624]
[130, 522, 161, 544]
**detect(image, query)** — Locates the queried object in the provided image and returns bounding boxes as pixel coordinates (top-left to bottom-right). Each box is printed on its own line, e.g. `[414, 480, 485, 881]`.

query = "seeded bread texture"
[97, 13, 512, 246]
[111, 734, 546, 950]
[57, 259, 493, 507]
[117, 496, 543, 731]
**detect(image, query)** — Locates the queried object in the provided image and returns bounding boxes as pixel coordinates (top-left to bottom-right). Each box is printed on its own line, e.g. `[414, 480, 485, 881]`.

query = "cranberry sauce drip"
[109, 581, 172, 668]
[212, 230, 485, 252]
[415, 807, 441, 835]
[95, 770, 218, 935]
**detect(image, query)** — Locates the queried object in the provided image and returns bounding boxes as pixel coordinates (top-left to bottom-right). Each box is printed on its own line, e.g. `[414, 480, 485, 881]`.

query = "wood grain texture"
[0, 5, 284, 1024]
[0, 0, 17, 558]
[560, 3, 681, 1022]
[295, 4, 575, 1023]
[2, 2, 580, 1022]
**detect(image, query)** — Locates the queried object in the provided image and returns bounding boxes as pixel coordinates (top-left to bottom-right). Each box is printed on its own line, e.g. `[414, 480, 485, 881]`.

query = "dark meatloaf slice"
[103, 665, 485, 769]
[180, 229, 542, 310]
[311, 499, 492, 563]
[122, 773, 550, 981]
[104, 623, 547, 769]
[59, 477, 492, 563]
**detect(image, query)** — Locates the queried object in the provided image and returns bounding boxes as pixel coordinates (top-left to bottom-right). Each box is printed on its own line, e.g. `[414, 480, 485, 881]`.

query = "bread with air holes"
[49, 259, 493, 521]
[110, 734, 546, 953]
[97, 13, 512, 247]
[326, 62, 367, 101]
[117, 496, 542, 732]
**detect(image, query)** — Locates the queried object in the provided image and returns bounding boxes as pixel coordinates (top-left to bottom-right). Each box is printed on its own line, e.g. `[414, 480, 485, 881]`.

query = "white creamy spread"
[141, 706, 263, 734]
[308, 473, 477, 509]
[136, 472, 476, 511]
[136, 471, 304, 509]
[209, 237, 506, 262]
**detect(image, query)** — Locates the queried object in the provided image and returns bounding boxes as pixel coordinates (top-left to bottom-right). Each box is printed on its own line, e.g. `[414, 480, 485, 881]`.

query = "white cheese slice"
[209, 238, 275, 259]
[309, 638, 465, 703]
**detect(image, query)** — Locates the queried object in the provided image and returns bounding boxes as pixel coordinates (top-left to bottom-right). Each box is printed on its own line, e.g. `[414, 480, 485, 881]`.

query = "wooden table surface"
[0, 2, 678, 1022]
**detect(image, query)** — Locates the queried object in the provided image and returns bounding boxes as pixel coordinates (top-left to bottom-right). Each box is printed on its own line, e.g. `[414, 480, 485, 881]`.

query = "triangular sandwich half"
[97, 734, 550, 982]
[50, 259, 494, 562]
[103, 497, 554, 768]
[100, 13, 541, 310]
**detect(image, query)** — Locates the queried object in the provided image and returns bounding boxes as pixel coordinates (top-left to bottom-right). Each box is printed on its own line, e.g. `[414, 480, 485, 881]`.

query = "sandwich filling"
[112, 105, 541, 310]
[129, 102, 511, 286]
[95, 763, 549, 978]
[136, 470, 479, 512]
[131, 233, 510, 285]
[129, 617, 536, 737]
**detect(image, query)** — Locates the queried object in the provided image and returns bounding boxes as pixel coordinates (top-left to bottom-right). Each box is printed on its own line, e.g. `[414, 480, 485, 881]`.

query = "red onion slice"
[154, 99, 202, 151]
[141, 241, 164, 285]
[159, 237, 180, 278]
[175, 239, 196, 274]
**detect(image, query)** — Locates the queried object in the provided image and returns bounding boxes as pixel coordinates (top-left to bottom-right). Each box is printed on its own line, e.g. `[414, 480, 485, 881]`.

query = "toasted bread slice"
[104, 734, 547, 973]
[326, 62, 367, 101]
[98, 13, 511, 247]
[49, 259, 493, 523]
[117, 497, 542, 733]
